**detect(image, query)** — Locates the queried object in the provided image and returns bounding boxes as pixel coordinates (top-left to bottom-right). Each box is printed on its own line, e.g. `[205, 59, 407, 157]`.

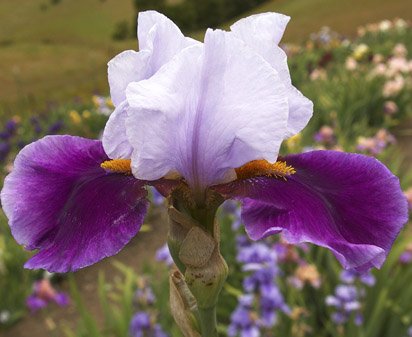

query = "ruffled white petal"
[105, 11, 198, 158]
[126, 29, 289, 192]
[137, 10, 197, 75]
[231, 12, 313, 137]
[108, 50, 150, 107]
[102, 101, 133, 159]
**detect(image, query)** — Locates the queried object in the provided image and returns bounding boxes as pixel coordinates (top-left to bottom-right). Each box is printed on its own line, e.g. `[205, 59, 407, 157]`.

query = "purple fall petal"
[216, 150, 408, 271]
[1, 135, 148, 272]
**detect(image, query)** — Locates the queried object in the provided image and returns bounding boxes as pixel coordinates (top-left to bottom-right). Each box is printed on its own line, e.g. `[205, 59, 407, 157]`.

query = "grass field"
[0, 0, 135, 112]
[234, 0, 412, 42]
[1, 0, 412, 113]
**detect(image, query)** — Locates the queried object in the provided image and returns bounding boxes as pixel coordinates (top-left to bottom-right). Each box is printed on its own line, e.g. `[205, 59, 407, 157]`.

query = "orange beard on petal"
[101, 159, 132, 175]
[235, 159, 296, 180]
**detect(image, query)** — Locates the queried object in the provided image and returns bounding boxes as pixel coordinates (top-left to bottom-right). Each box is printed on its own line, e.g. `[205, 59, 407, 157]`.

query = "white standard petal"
[126, 29, 289, 196]
[230, 12, 290, 48]
[108, 50, 150, 107]
[137, 10, 198, 76]
[105, 11, 199, 159]
[102, 101, 133, 159]
[108, 11, 197, 107]
[231, 12, 313, 137]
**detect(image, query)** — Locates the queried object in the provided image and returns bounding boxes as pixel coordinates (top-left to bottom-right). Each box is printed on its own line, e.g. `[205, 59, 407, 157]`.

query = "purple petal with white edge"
[102, 101, 134, 159]
[1, 135, 148, 272]
[126, 29, 289, 193]
[230, 13, 313, 137]
[216, 151, 408, 272]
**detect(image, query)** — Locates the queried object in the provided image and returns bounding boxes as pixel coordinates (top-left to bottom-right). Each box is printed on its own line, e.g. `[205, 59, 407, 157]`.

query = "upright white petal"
[126, 30, 289, 194]
[104, 10, 198, 159]
[108, 50, 150, 107]
[137, 10, 197, 74]
[231, 12, 313, 138]
[102, 102, 133, 159]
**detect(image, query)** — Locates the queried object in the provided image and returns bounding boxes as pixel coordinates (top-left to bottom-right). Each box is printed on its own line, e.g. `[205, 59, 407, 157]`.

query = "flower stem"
[167, 187, 227, 337]
[198, 307, 218, 337]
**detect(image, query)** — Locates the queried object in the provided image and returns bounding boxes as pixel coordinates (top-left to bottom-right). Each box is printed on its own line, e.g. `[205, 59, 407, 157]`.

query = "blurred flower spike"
[0, 10, 408, 276]
[26, 279, 70, 312]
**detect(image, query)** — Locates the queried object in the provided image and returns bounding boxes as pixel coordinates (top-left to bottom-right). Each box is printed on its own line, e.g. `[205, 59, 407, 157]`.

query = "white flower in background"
[383, 75, 405, 97]
[357, 26, 366, 37]
[394, 18, 407, 30]
[310, 68, 327, 81]
[0, 311, 10, 324]
[372, 54, 384, 64]
[92, 95, 114, 116]
[379, 20, 392, 32]
[393, 43, 407, 58]
[372, 63, 387, 77]
[345, 57, 358, 70]
[387, 57, 410, 77]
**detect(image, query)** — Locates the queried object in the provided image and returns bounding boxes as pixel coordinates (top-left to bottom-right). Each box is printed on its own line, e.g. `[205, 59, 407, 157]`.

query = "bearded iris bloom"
[0, 11, 408, 335]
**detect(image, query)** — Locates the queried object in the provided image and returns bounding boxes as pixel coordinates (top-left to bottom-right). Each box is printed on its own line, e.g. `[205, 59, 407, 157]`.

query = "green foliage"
[133, 0, 268, 31]
[287, 23, 412, 146]
[112, 20, 132, 41]
[0, 218, 38, 329]
[65, 262, 179, 337]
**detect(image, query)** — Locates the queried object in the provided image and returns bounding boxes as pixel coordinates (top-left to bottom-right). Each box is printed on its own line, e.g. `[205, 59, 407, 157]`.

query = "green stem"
[198, 307, 218, 337]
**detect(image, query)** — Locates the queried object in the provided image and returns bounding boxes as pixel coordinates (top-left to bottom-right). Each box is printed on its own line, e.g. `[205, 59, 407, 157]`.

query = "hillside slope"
[1, 0, 411, 110]
[229, 0, 412, 42]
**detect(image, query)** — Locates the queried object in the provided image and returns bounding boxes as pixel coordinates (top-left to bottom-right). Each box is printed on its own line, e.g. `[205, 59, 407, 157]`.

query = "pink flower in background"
[387, 57, 410, 77]
[372, 63, 387, 77]
[345, 57, 358, 71]
[314, 125, 335, 144]
[383, 101, 399, 115]
[383, 75, 405, 97]
[372, 54, 384, 64]
[393, 43, 408, 58]
[356, 129, 396, 155]
[310, 68, 327, 81]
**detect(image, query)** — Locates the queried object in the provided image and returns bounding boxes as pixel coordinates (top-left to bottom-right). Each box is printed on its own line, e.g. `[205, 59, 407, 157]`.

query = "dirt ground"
[1, 208, 169, 337]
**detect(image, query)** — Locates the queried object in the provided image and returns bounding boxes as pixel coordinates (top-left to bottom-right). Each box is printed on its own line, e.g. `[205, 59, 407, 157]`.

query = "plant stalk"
[198, 307, 218, 337]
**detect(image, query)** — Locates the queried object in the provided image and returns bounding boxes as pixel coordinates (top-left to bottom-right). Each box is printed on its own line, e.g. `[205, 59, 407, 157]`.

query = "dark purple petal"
[216, 150, 408, 272]
[1, 135, 149, 272]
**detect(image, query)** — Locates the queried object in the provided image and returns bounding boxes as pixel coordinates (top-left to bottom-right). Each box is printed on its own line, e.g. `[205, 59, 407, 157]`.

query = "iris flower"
[0, 11, 408, 277]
